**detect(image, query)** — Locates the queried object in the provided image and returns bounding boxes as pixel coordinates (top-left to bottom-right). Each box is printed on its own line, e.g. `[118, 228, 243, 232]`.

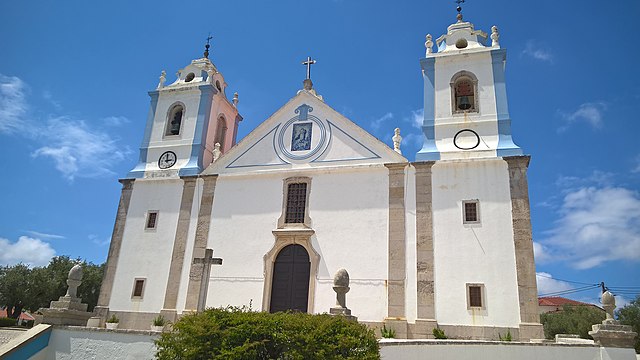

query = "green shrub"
[106, 314, 119, 323]
[498, 330, 512, 341]
[0, 317, 17, 327]
[380, 324, 396, 338]
[432, 327, 447, 339]
[541, 305, 605, 340]
[155, 306, 380, 360]
[152, 315, 166, 326]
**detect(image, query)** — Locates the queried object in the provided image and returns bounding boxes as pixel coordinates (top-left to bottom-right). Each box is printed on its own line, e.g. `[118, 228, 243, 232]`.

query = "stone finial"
[65, 263, 83, 299]
[303, 78, 313, 91]
[491, 26, 500, 47]
[233, 92, 239, 107]
[157, 70, 166, 89]
[212, 142, 222, 162]
[425, 34, 433, 55]
[207, 69, 215, 84]
[392, 128, 402, 155]
[329, 269, 356, 321]
[588, 290, 638, 348]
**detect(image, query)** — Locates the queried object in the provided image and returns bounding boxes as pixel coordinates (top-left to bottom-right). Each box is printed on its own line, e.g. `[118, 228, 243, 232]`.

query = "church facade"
[95, 15, 543, 340]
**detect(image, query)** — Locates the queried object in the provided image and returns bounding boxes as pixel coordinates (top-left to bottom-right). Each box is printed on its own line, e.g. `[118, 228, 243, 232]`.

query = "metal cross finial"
[302, 56, 316, 80]
[204, 34, 213, 58]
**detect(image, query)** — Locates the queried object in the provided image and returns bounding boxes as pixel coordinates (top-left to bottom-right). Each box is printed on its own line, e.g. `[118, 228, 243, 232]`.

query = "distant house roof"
[0, 309, 35, 321]
[539, 296, 592, 307]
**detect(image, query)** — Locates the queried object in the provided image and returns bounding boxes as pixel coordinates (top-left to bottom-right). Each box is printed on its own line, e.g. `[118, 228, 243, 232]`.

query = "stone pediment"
[202, 90, 406, 175]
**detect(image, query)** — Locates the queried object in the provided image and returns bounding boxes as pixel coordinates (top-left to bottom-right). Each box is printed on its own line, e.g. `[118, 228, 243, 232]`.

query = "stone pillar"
[94, 179, 135, 322]
[413, 161, 438, 338]
[185, 175, 218, 311]
[161, 177, 197, 321]
[39, 264, 92, 326]
[504, 156, 544, 340]
[384, 163, 407, 338]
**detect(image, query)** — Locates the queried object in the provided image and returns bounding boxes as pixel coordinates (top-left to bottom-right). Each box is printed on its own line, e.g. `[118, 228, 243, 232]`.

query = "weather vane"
[455, 0, 465, 21]
[204, 34, 213, 58]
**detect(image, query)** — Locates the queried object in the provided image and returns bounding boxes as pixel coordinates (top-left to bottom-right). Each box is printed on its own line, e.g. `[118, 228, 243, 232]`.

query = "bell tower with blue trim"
[416, 13, 521, 161]
[127, 41, 242, 178]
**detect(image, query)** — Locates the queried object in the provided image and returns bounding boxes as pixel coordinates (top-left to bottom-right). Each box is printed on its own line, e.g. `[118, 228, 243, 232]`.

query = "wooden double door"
[269, 244, 310, 313]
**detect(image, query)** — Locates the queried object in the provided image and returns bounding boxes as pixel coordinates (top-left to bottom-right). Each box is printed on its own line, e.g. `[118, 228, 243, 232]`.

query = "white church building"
[95, 14, 543, 340]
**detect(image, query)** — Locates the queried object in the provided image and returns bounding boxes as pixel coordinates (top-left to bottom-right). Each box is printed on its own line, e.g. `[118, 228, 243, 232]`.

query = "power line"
[535, 273, 598, 286]
[539, 284, 600, 297]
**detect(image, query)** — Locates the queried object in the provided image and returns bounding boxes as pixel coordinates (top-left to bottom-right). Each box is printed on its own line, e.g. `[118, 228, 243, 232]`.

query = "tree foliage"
[0, 256, 104, 313]
[155, 306, 380, 360]
[540, 305, 606, 340]
[617, 295, 640, 353]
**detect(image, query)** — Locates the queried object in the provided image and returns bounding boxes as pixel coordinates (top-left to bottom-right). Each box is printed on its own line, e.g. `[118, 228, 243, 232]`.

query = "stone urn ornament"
[329, 268, 357, 321]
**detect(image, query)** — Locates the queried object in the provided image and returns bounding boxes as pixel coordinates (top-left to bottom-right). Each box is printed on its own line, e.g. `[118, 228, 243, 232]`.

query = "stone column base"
[37, 308, 93, 326]
[519, 322, 544, 341]
[383, 318, 408, 339]
[330, 307, 357, 322]
[589, 323, 638, 348]
[409, 319, 438, 339]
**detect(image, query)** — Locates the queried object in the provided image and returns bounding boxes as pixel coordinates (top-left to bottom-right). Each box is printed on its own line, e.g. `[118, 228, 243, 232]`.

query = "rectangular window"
[462, 200, 479, 224]
[467, 283, 484, 309]
[285, 183, 307, 223]
[145, 211, 158, 230]
[132, 278, 146, 299]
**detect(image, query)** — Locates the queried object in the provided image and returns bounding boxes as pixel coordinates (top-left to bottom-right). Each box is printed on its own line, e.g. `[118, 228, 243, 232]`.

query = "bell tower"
[416, 11, 521, 161]
[127, 40, 242, 178]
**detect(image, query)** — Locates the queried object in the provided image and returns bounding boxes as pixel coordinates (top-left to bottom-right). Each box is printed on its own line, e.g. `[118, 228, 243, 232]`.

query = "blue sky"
[1, 0, 638, 306]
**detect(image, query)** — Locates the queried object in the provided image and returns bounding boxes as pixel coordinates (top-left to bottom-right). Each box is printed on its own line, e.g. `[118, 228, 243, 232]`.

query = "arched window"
[166, 104, 184, 136]
[214, 116, 227, 150]
[451, 72, 478, 113]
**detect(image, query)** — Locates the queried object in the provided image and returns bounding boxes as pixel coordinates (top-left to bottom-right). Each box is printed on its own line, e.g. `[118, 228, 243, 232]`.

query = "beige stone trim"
[162, 177, 197, 312]
[276, 176, 312, 229]
[184, 175, 218, 311]
[262, 228, 319, 313]
[437, 324, 520, 341]
[384, 163, 407, 319]
[504, 156, 542, 333]
[96, 179, 135, 309]
[413, 161, 436, 321]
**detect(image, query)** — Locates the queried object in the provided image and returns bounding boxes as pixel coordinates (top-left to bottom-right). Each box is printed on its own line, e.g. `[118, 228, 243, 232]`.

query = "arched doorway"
[269, 244, 310, 313]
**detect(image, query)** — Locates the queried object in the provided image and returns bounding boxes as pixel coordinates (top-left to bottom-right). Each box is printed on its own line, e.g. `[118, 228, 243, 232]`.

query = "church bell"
[457, 96, 472, 110]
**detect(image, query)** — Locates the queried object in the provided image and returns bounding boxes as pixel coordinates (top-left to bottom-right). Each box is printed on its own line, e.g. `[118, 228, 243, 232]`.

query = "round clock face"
[158, 151, 177, 169]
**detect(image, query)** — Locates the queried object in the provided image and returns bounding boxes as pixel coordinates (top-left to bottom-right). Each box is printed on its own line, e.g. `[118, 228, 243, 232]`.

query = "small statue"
[233, 92, 239, 107]
[425, 34, 433, 55]
[392, 128, 402, 154]
[212, 142, 222, 162]
[491, 26, 499, 47]
[157, 70, 166, 89]
[65, 263, 83, 299]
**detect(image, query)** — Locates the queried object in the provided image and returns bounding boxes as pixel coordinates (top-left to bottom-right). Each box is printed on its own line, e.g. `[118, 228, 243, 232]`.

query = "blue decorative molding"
[126, 91, 159, 178]
[180, 85, 215, 176]
[312, 121, 380, 163]
[226, 125, 288, 169]
[416, 57, 440, 161]
[295, 104, 313, 121]
[491, 49, 523, 157]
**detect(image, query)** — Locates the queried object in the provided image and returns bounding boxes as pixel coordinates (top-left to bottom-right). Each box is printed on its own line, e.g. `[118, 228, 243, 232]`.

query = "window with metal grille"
[132, 279, 145, 298]
[146, 211, 158, 229]
[285, 183, 307, 223]
[468, 285, 482, 308]
[462, 200, 479, 223]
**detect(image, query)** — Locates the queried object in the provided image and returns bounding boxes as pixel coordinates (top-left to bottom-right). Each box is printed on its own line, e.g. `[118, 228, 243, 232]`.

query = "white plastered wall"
[109, 179, 184, 312]
[204, 166, 390, 322]
[431, 158, 520, 327]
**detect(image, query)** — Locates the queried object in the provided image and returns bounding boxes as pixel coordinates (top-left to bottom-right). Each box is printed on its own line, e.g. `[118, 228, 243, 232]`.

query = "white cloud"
[371, 112, 393, 131]
[42, 90, 62, 110]
[32, 117, 130, 181]
[89, 234, 110, 247]
[536, 272, 573, 296]
[409, 108, 423, 129]
[0, 236, 56, 267]
[25, 231, 65, 240]
[533, 241, 552, 263]
[540, 186, 640, 269]
[632, 155, 640, 174]
[401, 133, 423, 148]
[558, 102, 606, 132]
[103, 116, 130, 127]
[522, 40, 554, 63]
[555, 170, 614, 190]
[0, 74, 28, 134]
